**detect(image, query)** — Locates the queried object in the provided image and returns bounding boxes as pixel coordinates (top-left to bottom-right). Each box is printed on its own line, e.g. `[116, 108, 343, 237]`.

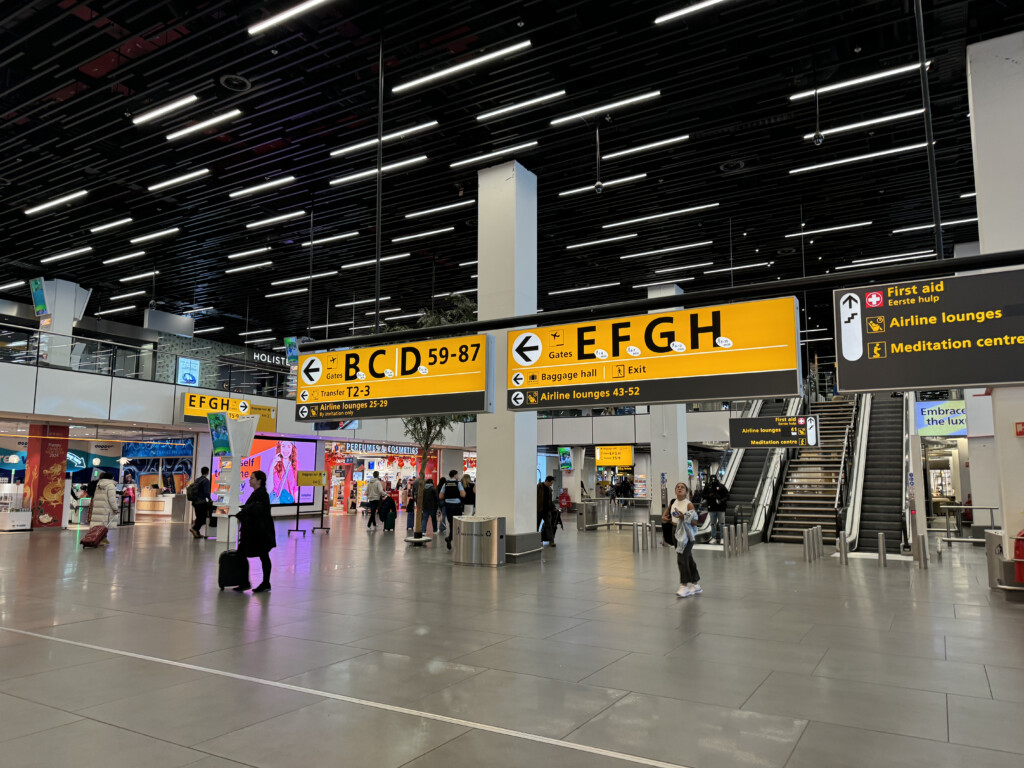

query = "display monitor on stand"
[207, 412, 258, 543]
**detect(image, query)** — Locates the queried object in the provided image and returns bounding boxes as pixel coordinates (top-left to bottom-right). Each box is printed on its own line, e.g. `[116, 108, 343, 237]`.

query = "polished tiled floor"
[1, 515, 1023, 768]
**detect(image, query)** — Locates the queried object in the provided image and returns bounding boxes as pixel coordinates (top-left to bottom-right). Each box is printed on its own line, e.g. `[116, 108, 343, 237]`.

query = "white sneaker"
[690, 584, 703, 595]
[676, 586, 692, 598]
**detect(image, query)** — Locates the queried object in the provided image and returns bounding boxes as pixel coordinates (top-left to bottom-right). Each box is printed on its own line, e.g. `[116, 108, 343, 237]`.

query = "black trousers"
[246, 553, 271, 586]
[367, 500, 381, 527]
[192, 501, 210, 532]
[444, 505, 460, 540]
[677, 540, 700, 584]
[662, 521, 677, 546]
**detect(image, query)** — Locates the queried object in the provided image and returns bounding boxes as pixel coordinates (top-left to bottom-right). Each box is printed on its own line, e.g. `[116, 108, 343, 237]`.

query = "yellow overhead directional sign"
[596, 445, 634, 466]
[182, 393, 277, 432]
[295, 334, 490, 420]
[506, 297, 800, 409]
[296, 471, 327, 487]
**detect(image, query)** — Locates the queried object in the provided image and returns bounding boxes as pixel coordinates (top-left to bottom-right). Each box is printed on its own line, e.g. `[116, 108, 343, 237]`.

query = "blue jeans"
[407, 509, 437, 533]
[709, 510, 724, 541]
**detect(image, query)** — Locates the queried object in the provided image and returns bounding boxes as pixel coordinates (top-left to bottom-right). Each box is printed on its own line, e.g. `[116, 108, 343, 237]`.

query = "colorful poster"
[214, 438, 315, 505]
[558, 447, 573, 470]
[207, 413, 231, 456]
[24, 425, 68, 527]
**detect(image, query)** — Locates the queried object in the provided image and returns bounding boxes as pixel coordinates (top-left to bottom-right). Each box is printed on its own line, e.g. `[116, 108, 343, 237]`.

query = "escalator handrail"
[847, 392, 872, 550]
[752, 397, 803, 536]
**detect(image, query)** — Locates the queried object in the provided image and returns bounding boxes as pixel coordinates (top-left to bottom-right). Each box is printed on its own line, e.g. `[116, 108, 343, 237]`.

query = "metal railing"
[940, 504, 1000, 546]
[722, 399, 763, 492]
[901, 392, 913, 550]
[845, 393, 872, 550]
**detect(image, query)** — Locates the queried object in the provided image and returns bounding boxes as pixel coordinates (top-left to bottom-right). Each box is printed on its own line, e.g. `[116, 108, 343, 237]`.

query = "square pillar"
[24, 424, 69, 529]
[648, 284, 688, 510]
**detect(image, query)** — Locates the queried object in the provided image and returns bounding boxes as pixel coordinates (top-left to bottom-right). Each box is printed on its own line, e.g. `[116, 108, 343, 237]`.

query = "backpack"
[186, 480, 198, 501]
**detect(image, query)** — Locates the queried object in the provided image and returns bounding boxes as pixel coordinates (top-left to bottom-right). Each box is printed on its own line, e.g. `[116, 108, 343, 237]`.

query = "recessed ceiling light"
[393, 40, 532, 94]
[249, 0, 337, 35]
[364, 308, 403, 316]
[789, 143, 929, 175]
[566, 234, 637, 250]
[892, 217, 978, 234]
[406, 199, 476, 218]
[458, 260, 478, 267]
[704, 262, 771, 274]
[243, 337, 276, 344]
[131, 94, 199, 125]
[245, 210, 305, 228]
[24, 189, 88, 216]
[653, 261, 714, 274]
[450, 141, 538, 169]
[302, 232, 358, 246]
[790, 61, 931, 101]
[89, 217, 133, 233]
[119, 270, 159, 283]
[265, 288, 308, 298]
[477, 90, 566, 121]
[110, 290, 146, 301]
[548, 282, 621, 296]
[228, 176, 297, 198]
[632, 277, 697, 289]
[225, 260, 273, 273]
[656, 0, 732, 24]
[603, 135, 689, 160]
[960, 191, 977, 199]
[40, 246, 93, 264]
[309, 320, 355, 330]
[391, 227, 454, 243]
[785, 221, 872, 238]
[193, 326, 224, 334]
[835, 252, 936, 270]
[227, 246, 272, 259]
[341, 254, 410, 270]
[335, 296, 391, 308]
[239, 329, 273, 336]
[165, 109, 242, 141]
[388, 312, 425, 320]
[184, 306, 213, 314]
[102, 251, 146, 265]
[603, 203, 719, 228]
[271, 271, 338, 285]
[130, 227, 180, 244]
[95, 305, 136, 316]
[559, 174, 648, 197]
[0, 280, 26, 291]
[550, 91, 661, 126]
[329, 155, 428, 186]
[147, 168, 210, 192]
[802, 109, 924, 140]
[329, 122, 438, 158]
[619, 241, 714, 260]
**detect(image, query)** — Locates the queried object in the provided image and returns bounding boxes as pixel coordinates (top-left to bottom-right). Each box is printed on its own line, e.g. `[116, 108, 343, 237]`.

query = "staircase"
[726, 399, 789, 529]
[858, 394, 905, 553]
[769, 399, 855, 545]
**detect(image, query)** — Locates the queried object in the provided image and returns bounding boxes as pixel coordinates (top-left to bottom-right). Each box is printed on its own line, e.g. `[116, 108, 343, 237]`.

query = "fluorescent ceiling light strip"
[89, 217, 133, 233]
[566, 233, 637, 250]
[229, 176, 297, 198]
[558, 174, 647, 197]
[119, 270, 159, 283]
[271, 271, 338, 285]
[548, 282, 621, 296]
[110, 290, 145, 301]
[243, 337, 275, 344]
[0, 281, 26, 291]
[789, 143, 928, 175]
[365, 308, 403, 315]
[341, 254, 410, 270]
[24, 189, 88, 215]
[604, 202, 719, 229]
[704, 262, 771, 274]
[329, 155, 428, 186]
[245, 210, 305, 228]
[147, 168, 210, 192]
[184, 307, 213, 314]
[620, 241, 713, 260]
[225, 261, 273, 274]
[95, 305, 135, 316]
[802, 109, 924, 140]
[393, 40, 532, 94]
[329, 121, 438, 158]
[350, 324, 378, 331]
[166, 109, 242, 141]
[389, 312, 425, 320]
[459, 260, 478, 266]
[785, 221, 872, 238]
[392, 227, 454, 243]
[40, 246, 93, 264]
[836, 254, 935, 270]
[852, 249, 933, 264]
[961, 191, 977, 198]
[249, 0, 333, 34]
[309, 320, 353, 330]
[433, 289, 476, 297]
[335, 296, 391, 308]
[477, 90, 566, 121]
[265, 288, 308, 298]
[131, 227, 180, 243]
[790, 61, 931, 101]
[302, 232, 358, 246]
[406, 199, 476, 218]
[656, 0, 731, 24]
[800, 338, 834, 344]
[193, 326, 224, 334]
[132, 95, 198, 125]
[654, 261, 714, 274]
[227, 246, 271, 259]
[632, 277, 696, 289]
[603, 134, 690, 160]
[102, 251, 146, 265]
[239, 329, 273, 336]
[801, 328, 830, 334]
[892, 217, 978, 234]
[450, 141, 538, 169]
[551, 91, 661, 126]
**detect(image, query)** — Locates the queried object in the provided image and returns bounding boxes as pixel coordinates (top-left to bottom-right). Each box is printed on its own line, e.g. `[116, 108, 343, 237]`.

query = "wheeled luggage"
[384, 506, 397, 531]
[81, 525, 108, 548]
[218, 549, 248, 590]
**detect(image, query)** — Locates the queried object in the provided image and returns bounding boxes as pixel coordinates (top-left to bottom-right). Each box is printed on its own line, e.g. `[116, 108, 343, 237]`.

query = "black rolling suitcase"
[218, 550, 248, 590]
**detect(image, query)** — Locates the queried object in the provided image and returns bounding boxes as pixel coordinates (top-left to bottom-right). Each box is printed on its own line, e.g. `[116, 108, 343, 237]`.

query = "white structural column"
[967, 32, 1024, 551]
[475, 161, 538, 534]
[39, 279, 92, 368]
[647, 284, 688, 510]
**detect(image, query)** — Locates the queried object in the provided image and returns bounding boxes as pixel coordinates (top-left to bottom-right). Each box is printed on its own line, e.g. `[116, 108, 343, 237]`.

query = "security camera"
[594, 181, 603, 194]
[812, 131, 825, 147]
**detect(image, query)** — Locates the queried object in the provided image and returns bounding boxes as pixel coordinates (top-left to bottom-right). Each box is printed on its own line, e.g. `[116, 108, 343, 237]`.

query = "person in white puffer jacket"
[91, 472, 120, 528]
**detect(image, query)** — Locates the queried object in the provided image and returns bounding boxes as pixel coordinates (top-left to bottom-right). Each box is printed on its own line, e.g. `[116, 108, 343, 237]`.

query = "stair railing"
[831, 398, 860, 543]
[845, 392, 872, 551]
[756, 396, 814, 540]
[901, 391, 912, 550]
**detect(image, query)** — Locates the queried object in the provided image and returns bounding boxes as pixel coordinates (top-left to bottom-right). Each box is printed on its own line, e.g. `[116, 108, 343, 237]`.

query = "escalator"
[724, 399, 789, 531]
[857, 394, 905, 553]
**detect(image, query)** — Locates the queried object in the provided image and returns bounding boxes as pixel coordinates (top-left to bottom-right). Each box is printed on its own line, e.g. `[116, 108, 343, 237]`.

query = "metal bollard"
[816, 526, 824, 560]
[632, 522, 639, 552]
[650, 521, 658, 550]
[643, 522, 650, 550]
[723, 525, 732, 558]
[878, 531, 887, 567]
[803, 529, 810, 562]
[838, 531, 849, 565]
[918, 534, 929, 569]
[740, 522, 749, 554]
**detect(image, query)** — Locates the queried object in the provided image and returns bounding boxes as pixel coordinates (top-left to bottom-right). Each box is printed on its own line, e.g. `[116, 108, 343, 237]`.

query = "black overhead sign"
[729, 416, 818, 448]
[835, 270, 1024, 391]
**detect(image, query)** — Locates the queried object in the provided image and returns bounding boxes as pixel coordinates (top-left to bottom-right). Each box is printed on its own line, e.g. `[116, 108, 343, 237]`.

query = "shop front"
[324, 441, 438, 514]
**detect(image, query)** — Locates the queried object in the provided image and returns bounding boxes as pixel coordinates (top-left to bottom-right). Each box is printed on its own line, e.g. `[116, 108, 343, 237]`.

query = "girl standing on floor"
[670, 482, 702, 598]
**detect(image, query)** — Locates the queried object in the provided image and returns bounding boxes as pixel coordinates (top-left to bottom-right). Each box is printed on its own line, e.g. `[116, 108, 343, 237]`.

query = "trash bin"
[452, 515, 505, 567]
[985, 529, 1004, 590]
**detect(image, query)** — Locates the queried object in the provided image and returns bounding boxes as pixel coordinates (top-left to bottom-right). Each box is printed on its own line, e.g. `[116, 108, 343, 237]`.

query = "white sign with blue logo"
[176, 357, 201, 386]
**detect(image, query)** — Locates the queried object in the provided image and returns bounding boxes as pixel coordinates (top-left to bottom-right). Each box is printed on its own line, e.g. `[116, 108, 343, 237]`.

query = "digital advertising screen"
[207, 413, 232, 456]
[214, 438, 316, 506]
[558, 447, 573, 470]
[916, 400, 968, 436]
[176, 357, 201, 385]
[30, 277, 48, 316]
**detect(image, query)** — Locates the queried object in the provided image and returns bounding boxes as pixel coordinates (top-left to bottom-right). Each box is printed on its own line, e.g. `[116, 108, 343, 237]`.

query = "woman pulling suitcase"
[234, 470, 276, 593]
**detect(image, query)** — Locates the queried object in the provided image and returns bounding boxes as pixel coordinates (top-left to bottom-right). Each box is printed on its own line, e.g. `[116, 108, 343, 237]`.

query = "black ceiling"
[1, 0, 1020, 353]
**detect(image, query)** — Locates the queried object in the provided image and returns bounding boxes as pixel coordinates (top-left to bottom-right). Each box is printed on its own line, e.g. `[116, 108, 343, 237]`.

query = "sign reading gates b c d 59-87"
[505, 297, 801, 410]
[834, 270, 1024, 392]
[295, 334, 490, 421]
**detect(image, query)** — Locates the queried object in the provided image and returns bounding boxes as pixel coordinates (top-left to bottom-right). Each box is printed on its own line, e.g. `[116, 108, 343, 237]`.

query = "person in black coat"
[236, 470, 276, 593]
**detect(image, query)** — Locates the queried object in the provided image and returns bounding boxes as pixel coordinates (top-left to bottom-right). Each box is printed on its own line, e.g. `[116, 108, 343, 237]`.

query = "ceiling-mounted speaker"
[218, 74, 252, 93]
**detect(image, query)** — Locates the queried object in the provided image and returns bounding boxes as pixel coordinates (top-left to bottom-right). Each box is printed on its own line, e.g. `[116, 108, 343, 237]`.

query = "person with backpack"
[365, 471, 385, 531]
[705, 475, 730, 545]
[537, 476, 557, 547]
[417, 478, 441, 536]
[188, 467, 212, 539]
[439, 469, 466, 550]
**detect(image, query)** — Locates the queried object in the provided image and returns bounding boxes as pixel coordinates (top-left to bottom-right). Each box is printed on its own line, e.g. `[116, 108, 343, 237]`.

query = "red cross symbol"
[865, 291, 883, 308]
